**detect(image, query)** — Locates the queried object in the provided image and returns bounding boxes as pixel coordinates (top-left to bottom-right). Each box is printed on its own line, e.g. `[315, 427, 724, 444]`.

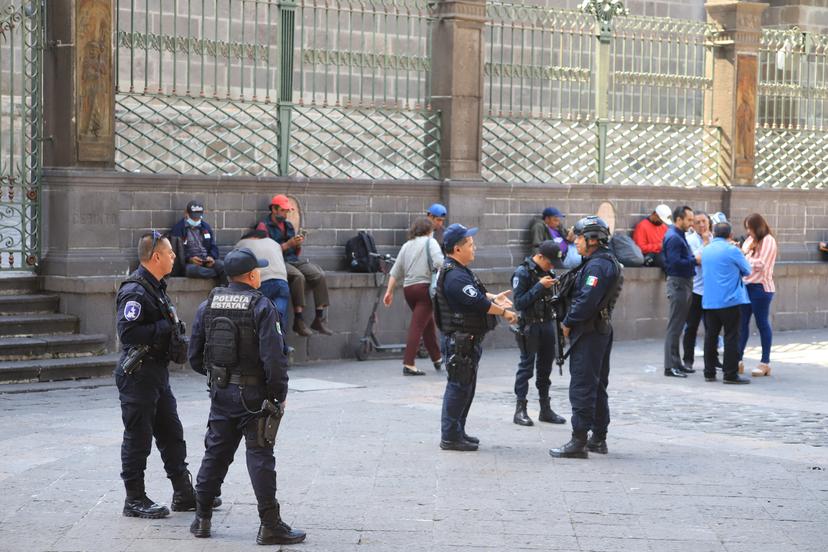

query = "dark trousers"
[116, 372, 188, 483]
[514, 320, 555, 400]
[665, 276, 693, 370]
[739, 283, 774, 364]
[402, 283, 441, 366]
[440, 334, 483, 442]
[682, 292, 704, 367]
[568, 329, 612, 437]
[703, 305, 741, 379]
[195, 385, 276, 507]
[287, 260, 330, 310]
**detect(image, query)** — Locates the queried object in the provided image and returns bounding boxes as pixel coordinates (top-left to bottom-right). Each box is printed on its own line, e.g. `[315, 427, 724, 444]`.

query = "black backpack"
[345, 231, 379, 272]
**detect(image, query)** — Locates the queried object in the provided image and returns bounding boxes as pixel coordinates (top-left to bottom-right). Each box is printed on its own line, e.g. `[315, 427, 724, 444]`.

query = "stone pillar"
[44, 0, 115, 168]
[705, 1, 768, 186]
[429, 0, 486, 180]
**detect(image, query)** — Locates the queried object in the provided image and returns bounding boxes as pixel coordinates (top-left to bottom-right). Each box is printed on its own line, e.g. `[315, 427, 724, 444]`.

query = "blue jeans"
[739, 283, 774, 364]
[259, 279, 290, 325]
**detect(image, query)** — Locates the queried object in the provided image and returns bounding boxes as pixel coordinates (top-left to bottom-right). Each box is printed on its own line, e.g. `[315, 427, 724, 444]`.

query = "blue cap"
[443, 223, 478, 252]
[542, 206, 565, 218]
[224, 247, 269, 277]
[427, 203, 447, 217]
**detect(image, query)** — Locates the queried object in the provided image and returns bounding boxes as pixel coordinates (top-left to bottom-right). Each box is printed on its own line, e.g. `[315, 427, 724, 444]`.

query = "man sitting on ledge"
[257, 194, 332, 337]
[169, 200, 227, 285]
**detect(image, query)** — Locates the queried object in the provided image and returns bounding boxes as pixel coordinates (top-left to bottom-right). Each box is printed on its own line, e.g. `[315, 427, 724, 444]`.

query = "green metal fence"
[114, 0, 439, 180]
[756, 27, 828, 189]
[0, 1, 42, 270]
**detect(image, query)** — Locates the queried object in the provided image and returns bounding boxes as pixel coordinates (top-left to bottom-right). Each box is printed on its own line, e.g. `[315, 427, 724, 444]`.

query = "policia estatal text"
[549, 216, 623, 459]
[115, 232, 221, 518]
[434, 224, 518, 451]
[188, 247, 306, 545]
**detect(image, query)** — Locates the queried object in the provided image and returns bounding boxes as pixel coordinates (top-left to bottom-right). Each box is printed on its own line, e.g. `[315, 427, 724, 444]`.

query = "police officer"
[116, 232, 219, 518]
[512, 240, 567, 427]
[549, 217, 622, 459]
[435, 224, 517, 451]
[188, 248, 306, 545]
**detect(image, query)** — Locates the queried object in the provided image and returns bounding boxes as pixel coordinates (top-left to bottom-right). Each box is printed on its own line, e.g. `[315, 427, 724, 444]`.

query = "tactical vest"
[568, 248, 623, 329]
[119, 275, 174, 362]
[433, 259, 495, 335]
[515, 259, 554, 325]
[202, 287, 263, 378]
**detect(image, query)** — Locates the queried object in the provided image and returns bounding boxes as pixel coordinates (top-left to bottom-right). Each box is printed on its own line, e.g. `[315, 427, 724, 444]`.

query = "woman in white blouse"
[383, 217, 444, 376]
[738, 213, 778, 377]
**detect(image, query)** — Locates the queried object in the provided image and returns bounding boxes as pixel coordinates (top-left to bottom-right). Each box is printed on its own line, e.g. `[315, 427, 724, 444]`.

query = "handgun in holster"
[257, 398, 284, 447]
[446, 334, 476, 385]
[121, 345, 150, 375]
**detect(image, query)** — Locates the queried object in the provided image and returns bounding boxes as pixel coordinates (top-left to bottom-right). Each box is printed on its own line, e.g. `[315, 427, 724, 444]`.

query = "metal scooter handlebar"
[368, 252, 396, 264]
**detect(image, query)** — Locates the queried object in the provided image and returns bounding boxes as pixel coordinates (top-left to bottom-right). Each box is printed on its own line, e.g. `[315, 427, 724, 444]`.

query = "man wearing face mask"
[169, 200, 227, 285]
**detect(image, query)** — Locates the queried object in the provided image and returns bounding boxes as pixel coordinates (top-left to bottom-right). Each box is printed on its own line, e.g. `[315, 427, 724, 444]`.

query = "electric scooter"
[354, 252, 429, 361]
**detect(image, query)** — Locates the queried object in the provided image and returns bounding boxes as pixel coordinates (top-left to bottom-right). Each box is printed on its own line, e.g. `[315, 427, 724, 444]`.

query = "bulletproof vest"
[202, 287, 263, 378]
[434, 259, 495, 335]
[516, 258, 554, 324]
[119, 275, 173, 362]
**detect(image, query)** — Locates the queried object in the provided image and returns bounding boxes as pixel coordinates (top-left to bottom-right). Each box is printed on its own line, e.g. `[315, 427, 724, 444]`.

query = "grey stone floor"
[1, 329, 827, 551]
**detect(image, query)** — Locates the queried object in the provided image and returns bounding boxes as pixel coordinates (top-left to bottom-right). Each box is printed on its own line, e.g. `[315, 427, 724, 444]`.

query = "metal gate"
[0, 1, 42, 270]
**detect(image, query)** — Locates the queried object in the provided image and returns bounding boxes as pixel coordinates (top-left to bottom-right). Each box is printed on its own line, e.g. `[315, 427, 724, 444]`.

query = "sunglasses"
[149, 230, 163, 254]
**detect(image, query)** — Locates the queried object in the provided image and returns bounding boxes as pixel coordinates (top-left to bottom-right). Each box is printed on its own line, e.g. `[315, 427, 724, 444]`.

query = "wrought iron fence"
[114, 0, 439, 180]
[0, 1, 42, 270]
[756, 27, 828, 188]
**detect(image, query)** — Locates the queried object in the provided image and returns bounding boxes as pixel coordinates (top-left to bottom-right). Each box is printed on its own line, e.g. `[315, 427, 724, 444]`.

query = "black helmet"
[573, 215, 610, 243]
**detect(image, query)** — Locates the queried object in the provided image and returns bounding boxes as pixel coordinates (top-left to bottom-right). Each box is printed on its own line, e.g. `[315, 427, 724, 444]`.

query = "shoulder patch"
[512, 276, 520, 288]
[585, 275, 599, 288]
[123, 300, 142, 321]
[210, 294, 252, 310]
[462, 284, 479, 298]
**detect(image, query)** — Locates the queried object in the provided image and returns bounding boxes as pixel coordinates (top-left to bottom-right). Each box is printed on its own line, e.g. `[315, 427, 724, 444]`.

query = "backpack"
[345, 231, 380, 272]
[609, 233, 645, 267]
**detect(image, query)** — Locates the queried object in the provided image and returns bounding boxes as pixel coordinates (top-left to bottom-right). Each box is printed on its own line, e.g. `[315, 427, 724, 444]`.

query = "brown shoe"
[293, 318, 313, 337]
[310, 317, 333, 335]
[751, 363, 771, 377]
[738, 361, 745, 374]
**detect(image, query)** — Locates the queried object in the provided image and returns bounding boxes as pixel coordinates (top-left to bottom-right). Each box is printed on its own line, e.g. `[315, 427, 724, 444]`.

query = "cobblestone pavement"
[1, 329, 827, 552]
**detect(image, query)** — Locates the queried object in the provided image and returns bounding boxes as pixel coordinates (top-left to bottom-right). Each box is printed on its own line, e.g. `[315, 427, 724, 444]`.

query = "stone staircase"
[0, 276, 117, 383]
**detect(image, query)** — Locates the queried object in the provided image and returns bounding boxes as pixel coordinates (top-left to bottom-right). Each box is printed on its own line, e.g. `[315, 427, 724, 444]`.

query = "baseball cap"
[224, 247, 269, 277]
[542, 206, 565, 218]
[654, 204, 673, 225]
[269, 194, 293, 210]
[443, 223, 478, 252]
[710, 211, 728, 224]
[186, 200, 204, 215]
[427, 203, 447, 217]
[538, 240, 562, 262]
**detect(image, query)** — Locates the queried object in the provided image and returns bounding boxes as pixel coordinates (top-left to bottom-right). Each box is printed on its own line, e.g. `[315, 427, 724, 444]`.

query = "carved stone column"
[705, 1, 768, 186]
[429, 0, 486, 180]
[44, 0, 115, 168]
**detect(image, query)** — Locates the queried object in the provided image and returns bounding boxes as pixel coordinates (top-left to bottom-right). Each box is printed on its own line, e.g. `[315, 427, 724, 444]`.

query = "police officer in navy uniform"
[188, 248, 306, 545]
[116, 232, 220, 518]
[512, 240, 567, 427]
[435, 224, 517, 451]
[549, 216, 622, 459]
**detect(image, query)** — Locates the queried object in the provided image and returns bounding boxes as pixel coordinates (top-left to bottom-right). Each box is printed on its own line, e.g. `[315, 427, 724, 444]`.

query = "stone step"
[0, 294, 60, 315]
[0, 314, 78, 337]
[0, 276, 39, 295]
[0, 353, 119, 383]
[0, 334, 109, 361]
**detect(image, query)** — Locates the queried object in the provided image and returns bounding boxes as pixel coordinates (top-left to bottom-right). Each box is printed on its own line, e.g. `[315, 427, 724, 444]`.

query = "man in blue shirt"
[701, 222, 752, 384]
[169, 201, 227, 284]
[662, 205, 698, 378]
[433, 224, 517, 451]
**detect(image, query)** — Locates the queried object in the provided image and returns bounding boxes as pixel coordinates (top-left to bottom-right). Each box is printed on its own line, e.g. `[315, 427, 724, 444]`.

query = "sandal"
[751, 363, 771, 377]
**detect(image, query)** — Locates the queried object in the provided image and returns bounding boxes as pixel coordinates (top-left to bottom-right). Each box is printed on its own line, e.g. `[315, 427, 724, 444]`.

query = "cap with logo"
[224, 247, 269, 277]
[654, 204, 673, 225]
[186, 200, 204, 215]
[427, 203, 447, 217]
[443, 223, 478, 252]
[542, 206, 565, 218]
[269, 194, 293, 210]
[538, 240, 562, 261]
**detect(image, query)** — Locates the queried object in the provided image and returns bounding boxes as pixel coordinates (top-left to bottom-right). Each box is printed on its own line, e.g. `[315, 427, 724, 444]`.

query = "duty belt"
[227, 374, 265, 386]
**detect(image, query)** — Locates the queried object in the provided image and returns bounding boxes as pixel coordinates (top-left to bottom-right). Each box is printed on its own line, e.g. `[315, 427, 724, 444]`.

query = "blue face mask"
[186, 217, 202, 227]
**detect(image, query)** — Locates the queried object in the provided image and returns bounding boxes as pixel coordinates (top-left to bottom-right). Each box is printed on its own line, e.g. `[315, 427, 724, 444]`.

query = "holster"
[446, 334, 476, 385]
[211, 365, 229, 388]
[256, 399, 284, 448]
[169, 333, 189, 364]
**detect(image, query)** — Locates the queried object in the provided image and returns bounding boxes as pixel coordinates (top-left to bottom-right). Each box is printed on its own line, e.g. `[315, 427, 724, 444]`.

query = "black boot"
[538, 397, 566, 424]
[189, 499, 212, 538]
[549, 433, 589, 459]
[171, 470, 223, 512]
[123, 480, 170, 519]
[513, 399, 533, 426]
[587, 433, 608, 454]
[256, 502, 307, 545]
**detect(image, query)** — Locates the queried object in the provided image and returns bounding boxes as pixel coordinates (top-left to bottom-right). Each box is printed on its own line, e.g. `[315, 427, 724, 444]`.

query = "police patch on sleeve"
[512, 276, 519, 288]
[585, 275, 599, 288]
[462, 284, 478, 298]
[124, 301, 142, 321]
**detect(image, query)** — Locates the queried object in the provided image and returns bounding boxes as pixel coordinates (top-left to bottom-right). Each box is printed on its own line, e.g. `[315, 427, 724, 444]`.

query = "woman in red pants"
[383, 217, 444, 375]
